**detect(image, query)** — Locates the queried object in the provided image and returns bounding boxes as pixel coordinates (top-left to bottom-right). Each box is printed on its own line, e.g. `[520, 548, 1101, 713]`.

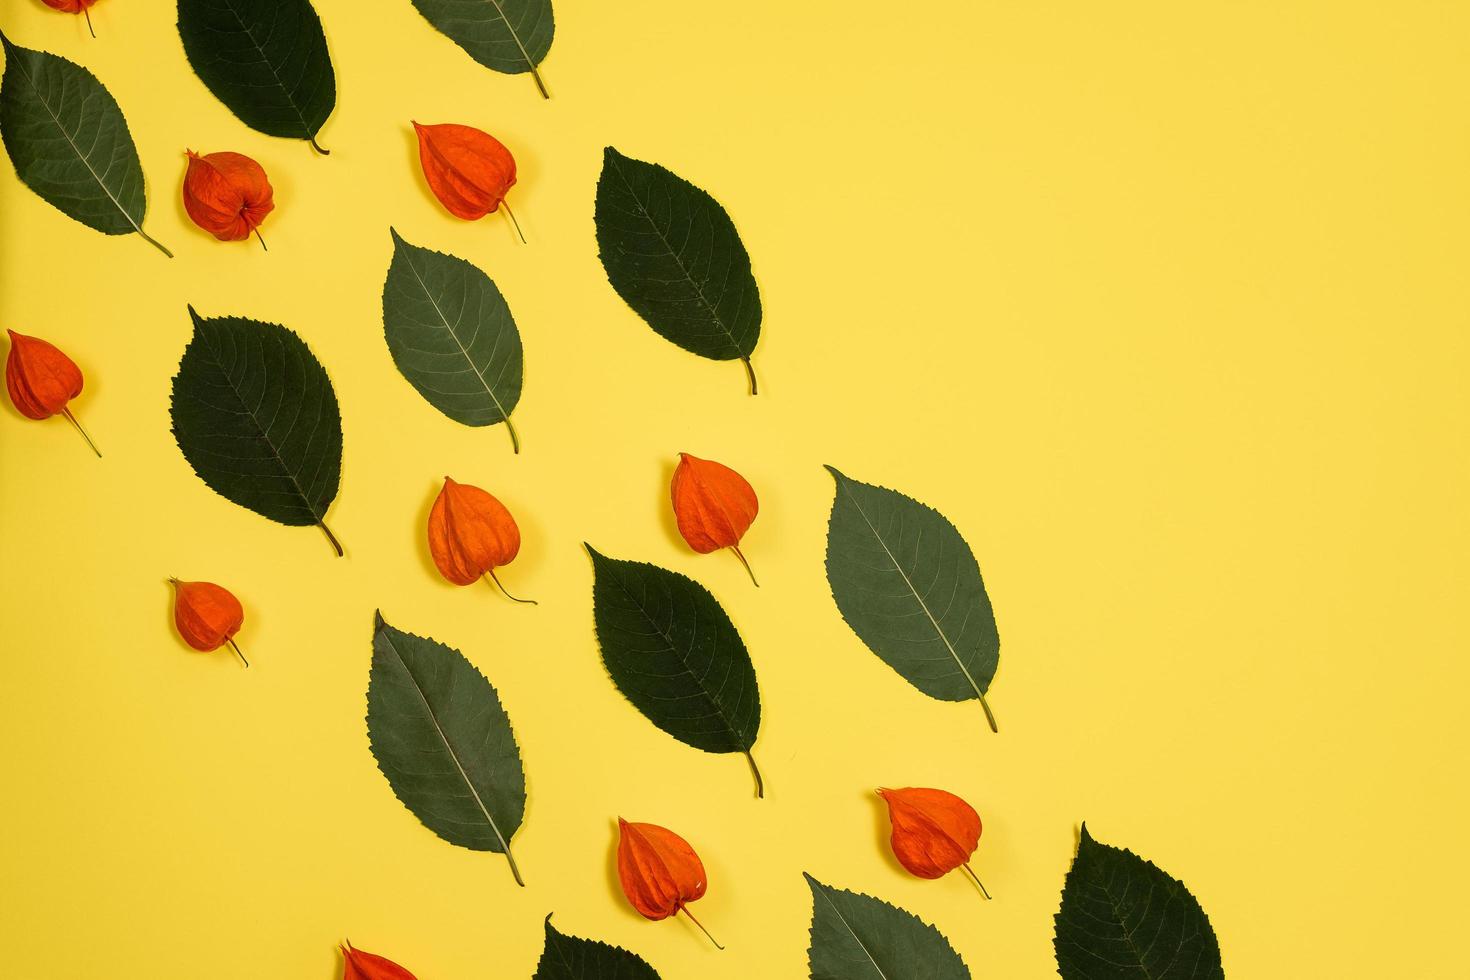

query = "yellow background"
[1, 1, 1466, 976]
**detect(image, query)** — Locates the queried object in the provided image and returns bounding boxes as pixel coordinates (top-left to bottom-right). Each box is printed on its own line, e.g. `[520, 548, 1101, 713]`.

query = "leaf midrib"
[605, 565, 749, 748]
[835, 479, 986, 701]
[481, 0, 539, 75]
[196, 325, 323, 521]
[813, 885, 892, 980]
[217, 0, 316, 138]
[400, 248, 512, 423]
[377, 627, 515, 856]
[605, 153, 743, 355]
[9, 50, 141, 234]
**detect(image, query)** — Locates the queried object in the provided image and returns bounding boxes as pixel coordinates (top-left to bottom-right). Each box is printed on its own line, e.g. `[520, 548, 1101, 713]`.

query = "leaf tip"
[373, 609, 387, 632]
[823, 464, 846, 483]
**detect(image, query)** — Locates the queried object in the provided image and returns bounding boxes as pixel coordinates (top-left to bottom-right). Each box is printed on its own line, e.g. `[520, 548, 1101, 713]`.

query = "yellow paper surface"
[1, 1, 1466, 976]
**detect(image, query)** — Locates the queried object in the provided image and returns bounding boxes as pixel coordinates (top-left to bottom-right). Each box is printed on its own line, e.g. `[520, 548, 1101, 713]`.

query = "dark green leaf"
[533, 916, 661, 980]
[586, 545, 764, 796]
[367, 612, 527, 886]
[176, 0, 336, 149]
[804, 873, 970, 980]
[594, 147, 762, 394]
[823, 466, 1001, 731]
[382, 229, 525, 453]
[0, 32, 171, 257]
[169, 307, 343, 555]
[1054, 825, 1224, 980]
[409, 0, 554, 98]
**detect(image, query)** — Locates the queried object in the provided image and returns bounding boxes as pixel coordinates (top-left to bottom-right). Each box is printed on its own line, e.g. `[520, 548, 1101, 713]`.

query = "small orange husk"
[169, 578, 248, 667]
[877, 786, 990, 899]
[616, 818, 723, 949]
[670, 453, 760, 586]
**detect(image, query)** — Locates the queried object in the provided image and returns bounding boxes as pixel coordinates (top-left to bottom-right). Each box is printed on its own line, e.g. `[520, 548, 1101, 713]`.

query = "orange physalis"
[670, 453, 760, 586]
[5, 329, 101, 457]
[877, 786, 991, 899]
[412, 122, 525, 241]
[182, 150, 275, 249]
[616, 818, 723, 949]
[39, 0, 98, 38]
[169, 578, 248, 667]
[427, 477, 535, 604]
[340, 942, 417, 980]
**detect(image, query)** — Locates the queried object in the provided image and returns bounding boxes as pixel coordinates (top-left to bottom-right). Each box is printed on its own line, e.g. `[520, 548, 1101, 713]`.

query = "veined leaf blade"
[587, 546, 763, 791]
[1054, 825, 1224, 979]
[804, 873, 971, 980]
[409, 0, 554, 97]
[176, 0, 336, 146]
[823, 465, 1000, 727]
[382, 229, 525, 452]
[367, 613, 528, 885]
[0, 33, 169, 255]
[594, 147, 762, 392]
[533, 916, 661, 980]
[168, 307, 343, 551]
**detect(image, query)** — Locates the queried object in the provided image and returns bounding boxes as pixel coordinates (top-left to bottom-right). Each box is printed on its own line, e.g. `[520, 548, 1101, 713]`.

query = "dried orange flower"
[427, 477, 535, 604]
[170, 578, 248, 667]
[878, 786, 991, 898]
[40, 0, 98, 38]
[412, 121, 524, 241]
[5, 329, 100, 456]
[671, 453, 759, 585]
[182, 150, 275, 249]
[616, 818, 723, 949]
[340, 941, 417, 980]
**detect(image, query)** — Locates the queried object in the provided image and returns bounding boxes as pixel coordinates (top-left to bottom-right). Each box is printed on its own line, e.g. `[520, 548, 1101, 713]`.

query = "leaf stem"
[530, 65, 550, 100]
[729, 545, 759, 587]
[485, 570, 537, 605]
[679, 906, 723, 950]
[502, 844, 526, 887]
[226, 637, 250, 668]
[961, 862, 992, 900]
[316, 520, 344, 557]
[502, 201, 527, 244]
[503, 415, 522, 454]
[978, 694, 998, 733]
[743, 749, 765, 799]
[253, 227, 268, 252]
[83, 7, 96, 38]
[741, 357, 758, 395]
[136, 227, 174, 258]
[309, 137, 330, 156]
[60, 407, 101, 457]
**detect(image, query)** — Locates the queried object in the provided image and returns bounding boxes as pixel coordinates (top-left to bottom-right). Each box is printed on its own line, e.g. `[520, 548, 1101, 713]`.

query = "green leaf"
[176, 0, 336, 150]
[586, 545, 764, 796]
[823, 466, 1001, 731]
[804, 873, 971, 980]
[0, 32, 171, 257]
[1054, 825, 1224, 980]
[408, 0, 554, 99]
[169, 306, 344, 556]
[594, 147, 762, 395]
[381, 229, 525, 453]
[367, 612, 527, 886]
[533, 916, 661, 980]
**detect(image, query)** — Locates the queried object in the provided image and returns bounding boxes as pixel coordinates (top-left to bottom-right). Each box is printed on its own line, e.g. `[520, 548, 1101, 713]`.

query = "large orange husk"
[182, 150, 275, 243]
[616, 818, 708, 920]
[5, 330, 82, 420]
[878, 786, 982, 879]
[341, 942, 417, 980]
[413, 122, 517, 220]
[427, 477, 522, 585]
[670, 453, 758, 553]
[170, 579, 244, 652]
